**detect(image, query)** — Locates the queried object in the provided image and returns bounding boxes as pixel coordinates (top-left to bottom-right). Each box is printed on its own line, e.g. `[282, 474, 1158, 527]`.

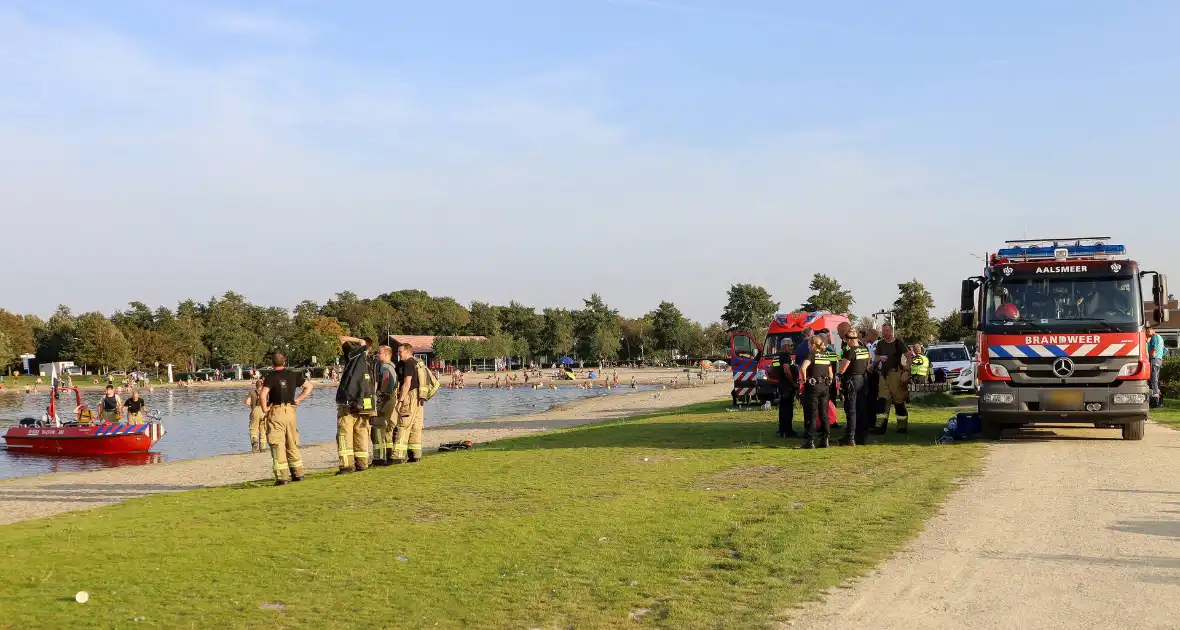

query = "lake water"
[0, 384, 648, 480]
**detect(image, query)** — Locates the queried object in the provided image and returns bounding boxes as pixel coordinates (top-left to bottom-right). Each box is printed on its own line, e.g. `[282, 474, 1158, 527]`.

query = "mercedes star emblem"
[1052, 357, 1075, 378]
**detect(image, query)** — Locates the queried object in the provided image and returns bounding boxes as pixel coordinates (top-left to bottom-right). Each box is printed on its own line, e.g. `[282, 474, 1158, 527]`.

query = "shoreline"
[0, 382, 731, 525]
[1, 366, 728, 394]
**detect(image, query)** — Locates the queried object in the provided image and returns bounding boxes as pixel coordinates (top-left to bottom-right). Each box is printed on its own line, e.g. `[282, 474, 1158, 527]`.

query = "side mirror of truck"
[960, 279, 977, 328]
[1153, 274, 1170, 323]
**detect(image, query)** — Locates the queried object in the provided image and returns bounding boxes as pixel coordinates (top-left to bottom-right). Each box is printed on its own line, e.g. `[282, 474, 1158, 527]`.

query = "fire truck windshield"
[983, 276, 1142, 332]
[764, 332, 806, 354]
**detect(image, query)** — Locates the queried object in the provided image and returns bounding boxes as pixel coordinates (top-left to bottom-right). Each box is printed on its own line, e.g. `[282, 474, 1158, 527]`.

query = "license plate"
[1044, 390, 1084, 411]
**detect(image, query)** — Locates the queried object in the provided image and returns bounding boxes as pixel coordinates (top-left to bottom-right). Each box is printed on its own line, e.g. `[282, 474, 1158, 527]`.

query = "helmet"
[996, 303, 1020, 320]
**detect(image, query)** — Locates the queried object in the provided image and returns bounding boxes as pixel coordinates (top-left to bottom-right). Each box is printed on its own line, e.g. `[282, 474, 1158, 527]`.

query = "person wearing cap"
[838, 328, 871, 446]
[1147, 323, 1167, 407]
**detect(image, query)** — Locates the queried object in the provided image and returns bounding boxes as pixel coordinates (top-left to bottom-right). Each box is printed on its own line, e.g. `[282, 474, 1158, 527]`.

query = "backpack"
[415, 359, 440, 402]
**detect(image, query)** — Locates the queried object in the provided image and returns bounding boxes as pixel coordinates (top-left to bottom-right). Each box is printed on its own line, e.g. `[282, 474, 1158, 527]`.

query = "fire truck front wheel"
[1122, 418, 1146, 441]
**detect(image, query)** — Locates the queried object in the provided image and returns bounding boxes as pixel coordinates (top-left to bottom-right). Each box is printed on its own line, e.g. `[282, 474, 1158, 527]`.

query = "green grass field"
[1149, 405, 1180, 428]
[0, 402, 983, 629]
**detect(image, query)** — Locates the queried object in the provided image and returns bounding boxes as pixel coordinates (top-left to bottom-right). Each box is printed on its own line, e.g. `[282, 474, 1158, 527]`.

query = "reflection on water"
[0, 384, 645, 480]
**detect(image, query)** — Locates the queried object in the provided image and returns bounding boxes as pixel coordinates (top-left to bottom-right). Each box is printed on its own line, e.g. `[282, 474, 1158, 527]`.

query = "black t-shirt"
[264, 369, 306, 405]
[396, 358, 419, 394]
[125, 398, 146, 413]
[877, 338, 908, 373]
[842, 345, 870, 376]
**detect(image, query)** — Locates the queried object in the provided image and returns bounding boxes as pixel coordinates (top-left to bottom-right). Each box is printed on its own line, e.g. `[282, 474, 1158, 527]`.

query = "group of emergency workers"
[248, 336, 431, 486]
[770, 322, 921, 449]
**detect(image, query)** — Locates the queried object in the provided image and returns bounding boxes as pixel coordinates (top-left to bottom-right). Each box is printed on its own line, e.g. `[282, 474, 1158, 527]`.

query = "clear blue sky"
[2, 1, 1177, 323]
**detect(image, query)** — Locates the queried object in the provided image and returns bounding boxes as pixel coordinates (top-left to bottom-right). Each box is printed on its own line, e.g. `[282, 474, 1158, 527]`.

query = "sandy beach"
[0, 381, 730, 525]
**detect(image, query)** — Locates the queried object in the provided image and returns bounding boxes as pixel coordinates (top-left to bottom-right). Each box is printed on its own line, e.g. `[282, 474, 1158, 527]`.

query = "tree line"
[0, 276, 964, 374]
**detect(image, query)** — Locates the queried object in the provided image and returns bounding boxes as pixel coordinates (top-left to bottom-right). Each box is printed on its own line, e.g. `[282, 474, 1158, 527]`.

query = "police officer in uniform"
[260, 352, 313, 486]
[909, 344, 931, 384]
[771, 339, 798, 437]
[797, 335, 836, 449]
[838, 329, 871, 446]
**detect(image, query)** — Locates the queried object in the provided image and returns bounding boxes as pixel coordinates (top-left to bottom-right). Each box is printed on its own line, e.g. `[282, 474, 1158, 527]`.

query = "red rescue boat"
[2, 387, 165, 455]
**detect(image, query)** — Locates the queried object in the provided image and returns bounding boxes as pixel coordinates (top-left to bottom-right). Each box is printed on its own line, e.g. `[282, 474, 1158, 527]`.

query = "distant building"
[1144, 300, 1180, 349]
[383, 335, 490, 370]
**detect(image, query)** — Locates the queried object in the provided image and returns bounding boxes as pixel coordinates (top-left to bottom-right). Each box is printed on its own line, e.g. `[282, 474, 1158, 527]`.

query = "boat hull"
[3, 423, 164, 455]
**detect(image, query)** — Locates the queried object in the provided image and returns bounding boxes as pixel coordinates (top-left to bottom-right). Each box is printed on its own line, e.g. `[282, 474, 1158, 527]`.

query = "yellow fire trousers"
[372, 397, 396, 461]
[249, 407, 266, 449]
[266, 405, 304, 481]
[336, 406, 372, 470]
[392, 396, 424, 461]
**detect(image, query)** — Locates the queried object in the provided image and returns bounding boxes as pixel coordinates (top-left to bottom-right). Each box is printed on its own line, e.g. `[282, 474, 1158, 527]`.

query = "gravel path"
[788, 421, 1180, 630]
[0, 383, 728, 525]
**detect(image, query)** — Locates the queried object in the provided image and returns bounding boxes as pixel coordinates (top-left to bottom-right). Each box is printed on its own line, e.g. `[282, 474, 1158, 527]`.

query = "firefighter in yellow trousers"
[371, 345, 398, 466]
[260, 353, 312, 486]
[336, 335, 375, 474]
[392, 343, 425, 463]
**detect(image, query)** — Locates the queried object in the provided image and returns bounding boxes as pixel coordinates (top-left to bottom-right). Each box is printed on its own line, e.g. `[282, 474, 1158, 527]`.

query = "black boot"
[800, 440, 815, 450]
[336, 467, 355, 475]
[839, 436, 855, 447]
[873, 419, 888, 435]
[817, 438, 830, 449]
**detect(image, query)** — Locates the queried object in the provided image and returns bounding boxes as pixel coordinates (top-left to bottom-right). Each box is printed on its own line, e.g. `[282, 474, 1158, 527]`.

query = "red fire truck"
[729, 311, 851, 404]
[960, 238, 1169, 440]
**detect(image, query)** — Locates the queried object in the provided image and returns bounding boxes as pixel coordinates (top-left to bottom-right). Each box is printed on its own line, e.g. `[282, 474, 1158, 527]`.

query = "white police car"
[925, 343, 976, 393]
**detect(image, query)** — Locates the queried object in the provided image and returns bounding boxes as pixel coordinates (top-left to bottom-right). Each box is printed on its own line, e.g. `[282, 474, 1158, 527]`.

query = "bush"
[1161, 356, 1180, 399]
[911, 391, 961, 408]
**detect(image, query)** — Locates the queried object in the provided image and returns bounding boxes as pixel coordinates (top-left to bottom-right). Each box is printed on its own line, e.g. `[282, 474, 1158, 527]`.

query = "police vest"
[910, 355, 930, 377]
[807, 351, 837, 380]
[845, 347, 870, 375]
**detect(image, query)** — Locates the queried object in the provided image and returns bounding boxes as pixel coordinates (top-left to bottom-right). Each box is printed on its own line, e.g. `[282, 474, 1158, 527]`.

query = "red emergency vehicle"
[960, 238, 1169, 440]
[729, 311, 851, 404]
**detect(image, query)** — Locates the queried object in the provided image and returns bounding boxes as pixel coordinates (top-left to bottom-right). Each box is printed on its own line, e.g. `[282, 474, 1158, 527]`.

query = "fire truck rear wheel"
[1122, 418, 1146, 441]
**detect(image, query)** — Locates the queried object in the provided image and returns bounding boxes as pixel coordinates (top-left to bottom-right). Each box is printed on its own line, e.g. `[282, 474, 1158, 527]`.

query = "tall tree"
[379, 290, 433, 334]
[35, 305, 77, 363]
[0, 331, 15, 374]
[893, 279, 938, 343]
[0, 309, 38, 359]
[937, 310, 976, 346]
[289, 316, 345, 366]
[573, 294, 621, 361]
[855, 315, 877, 335]
[539, 308, 575, 358]
[721, 284, 779, 335]
[649, 301, 688, 361]
[429, 297, 471, 335]
[619, 317, 654, 362]
[800, 274, 854, 314]
[501, 301, 542, 355]
[204, 292, 265, 366]
[703, 322, 729, 359]
[111, 301, 156, 333]
[467, 301, 502, 337]
[73, 312, 132, 372]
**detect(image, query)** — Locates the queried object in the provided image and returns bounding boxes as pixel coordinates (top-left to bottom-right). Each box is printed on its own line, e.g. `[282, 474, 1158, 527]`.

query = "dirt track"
[789, 421, 1180, 629]
[0, 383, 728, 525]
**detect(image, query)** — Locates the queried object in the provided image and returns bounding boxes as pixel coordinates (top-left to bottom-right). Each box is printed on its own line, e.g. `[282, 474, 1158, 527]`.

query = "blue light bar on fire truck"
[996, 243, 1126, 261]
